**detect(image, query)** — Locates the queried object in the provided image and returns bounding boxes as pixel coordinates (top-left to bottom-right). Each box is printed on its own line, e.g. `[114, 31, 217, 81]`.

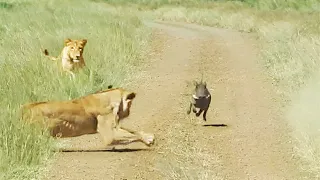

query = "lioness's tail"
[43, 49, 58, 61]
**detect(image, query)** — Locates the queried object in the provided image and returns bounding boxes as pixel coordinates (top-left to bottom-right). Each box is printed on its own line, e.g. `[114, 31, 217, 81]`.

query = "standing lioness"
[21, 87, 155, 149]
[43, 38, 87, 78]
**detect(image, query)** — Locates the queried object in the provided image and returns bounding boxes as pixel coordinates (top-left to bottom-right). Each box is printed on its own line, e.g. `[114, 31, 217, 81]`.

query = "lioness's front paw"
[141, 132, 155, 146]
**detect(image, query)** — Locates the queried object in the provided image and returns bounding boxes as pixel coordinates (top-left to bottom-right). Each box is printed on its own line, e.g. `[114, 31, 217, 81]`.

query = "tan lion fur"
[43, 38, 87, 78]
[21, 87, 155, 148]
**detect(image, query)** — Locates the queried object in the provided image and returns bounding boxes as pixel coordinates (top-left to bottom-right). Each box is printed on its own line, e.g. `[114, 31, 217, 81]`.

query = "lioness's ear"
[125, 92, 136, 101]
[81, 39, 87, 46]
[107, 85, 113, 89]
[64, 38, 72, 46]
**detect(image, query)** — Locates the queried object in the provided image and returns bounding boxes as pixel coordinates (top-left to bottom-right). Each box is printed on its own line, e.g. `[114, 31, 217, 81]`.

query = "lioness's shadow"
[202, 123, 228, 127]
[56, 148, 150, 153]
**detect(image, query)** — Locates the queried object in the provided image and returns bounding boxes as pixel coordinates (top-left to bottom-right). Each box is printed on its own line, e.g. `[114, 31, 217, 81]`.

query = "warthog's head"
[192, 80, 211, 100]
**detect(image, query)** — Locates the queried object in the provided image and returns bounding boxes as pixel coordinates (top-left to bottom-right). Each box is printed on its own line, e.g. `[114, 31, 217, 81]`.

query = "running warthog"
[187, 80, 211, 121]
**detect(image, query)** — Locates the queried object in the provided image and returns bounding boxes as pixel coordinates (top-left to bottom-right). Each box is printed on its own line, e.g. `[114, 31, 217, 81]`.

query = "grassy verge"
[100, 0, 320, 178]
[0, 0, 150, 179]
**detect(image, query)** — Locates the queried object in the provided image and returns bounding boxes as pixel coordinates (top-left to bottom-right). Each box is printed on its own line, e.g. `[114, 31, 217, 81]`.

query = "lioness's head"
[118, 90, 136, 119]
[122, 91, 136, 112]
[64, 38, 87, 62]
[96, 88, 137, 119]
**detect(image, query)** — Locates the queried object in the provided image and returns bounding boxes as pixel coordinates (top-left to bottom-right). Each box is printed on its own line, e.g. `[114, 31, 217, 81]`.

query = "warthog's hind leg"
[187, 102, 193, 114]
[202, 109, 208, 121]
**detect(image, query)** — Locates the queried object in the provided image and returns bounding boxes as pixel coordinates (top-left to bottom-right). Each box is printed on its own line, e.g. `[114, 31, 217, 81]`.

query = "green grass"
[98, 0, 320, 11]
[99, 0, 320, 178]
[0, 0, 150, 179]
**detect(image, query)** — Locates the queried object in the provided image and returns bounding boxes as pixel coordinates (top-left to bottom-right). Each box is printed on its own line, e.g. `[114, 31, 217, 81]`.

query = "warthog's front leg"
[196, 109, 203, 117]
[187, 102, 193, 114]
[187, 98, 197, 115]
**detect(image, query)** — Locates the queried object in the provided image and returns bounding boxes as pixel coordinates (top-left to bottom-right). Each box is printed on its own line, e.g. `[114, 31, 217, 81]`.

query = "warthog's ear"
[204, 81, 207, 87]
[193, 80, 198, 86]
[125, 92, 136, 101]
[64, 38, 72, 46]
[81, 39, 87, 46]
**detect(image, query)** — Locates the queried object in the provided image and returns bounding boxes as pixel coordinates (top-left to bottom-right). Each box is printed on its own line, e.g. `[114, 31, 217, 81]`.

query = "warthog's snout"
[192, 94, 211, 99]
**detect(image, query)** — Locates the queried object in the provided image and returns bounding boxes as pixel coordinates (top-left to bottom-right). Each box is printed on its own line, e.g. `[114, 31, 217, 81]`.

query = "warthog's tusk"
[192, 94, 199, 99]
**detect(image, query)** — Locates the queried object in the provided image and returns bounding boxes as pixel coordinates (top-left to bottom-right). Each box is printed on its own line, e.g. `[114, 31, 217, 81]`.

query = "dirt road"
[45, 21, 304, 180]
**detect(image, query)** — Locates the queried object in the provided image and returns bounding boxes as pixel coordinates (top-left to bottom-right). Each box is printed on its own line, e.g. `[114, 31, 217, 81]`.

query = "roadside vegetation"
[0, 0, 149, 179]
[100, 0, 320, 178]
[1, 0, 320, 179]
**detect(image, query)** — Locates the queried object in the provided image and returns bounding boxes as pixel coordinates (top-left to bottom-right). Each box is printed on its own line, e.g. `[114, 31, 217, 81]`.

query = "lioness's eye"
[79, 48, 82, 51]
[71, 47, 74, 50]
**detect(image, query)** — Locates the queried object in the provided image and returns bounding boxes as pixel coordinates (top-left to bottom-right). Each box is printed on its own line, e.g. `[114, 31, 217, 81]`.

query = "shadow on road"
[202, 123, 228, 127]
[56, 148, 151, 153]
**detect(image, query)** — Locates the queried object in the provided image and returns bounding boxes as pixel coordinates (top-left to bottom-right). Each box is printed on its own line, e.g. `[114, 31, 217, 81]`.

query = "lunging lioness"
[21, 86, 155, 149]
[43, 38, 87, 78]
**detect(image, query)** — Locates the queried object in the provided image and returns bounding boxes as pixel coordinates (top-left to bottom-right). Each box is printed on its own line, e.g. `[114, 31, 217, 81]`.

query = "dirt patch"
[45, 21, 304, 180]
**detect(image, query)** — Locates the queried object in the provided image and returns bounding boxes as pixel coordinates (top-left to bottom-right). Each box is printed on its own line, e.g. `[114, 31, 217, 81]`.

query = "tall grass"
[99, 0, 320, 11]
[243, 0, 320, 11]
[101, 0, 320, 178]
[0, 0, 150, 179]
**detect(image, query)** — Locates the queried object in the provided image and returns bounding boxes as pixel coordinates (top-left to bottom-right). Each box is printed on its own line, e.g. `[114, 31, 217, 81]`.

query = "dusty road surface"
[45, 21, 304, 180]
